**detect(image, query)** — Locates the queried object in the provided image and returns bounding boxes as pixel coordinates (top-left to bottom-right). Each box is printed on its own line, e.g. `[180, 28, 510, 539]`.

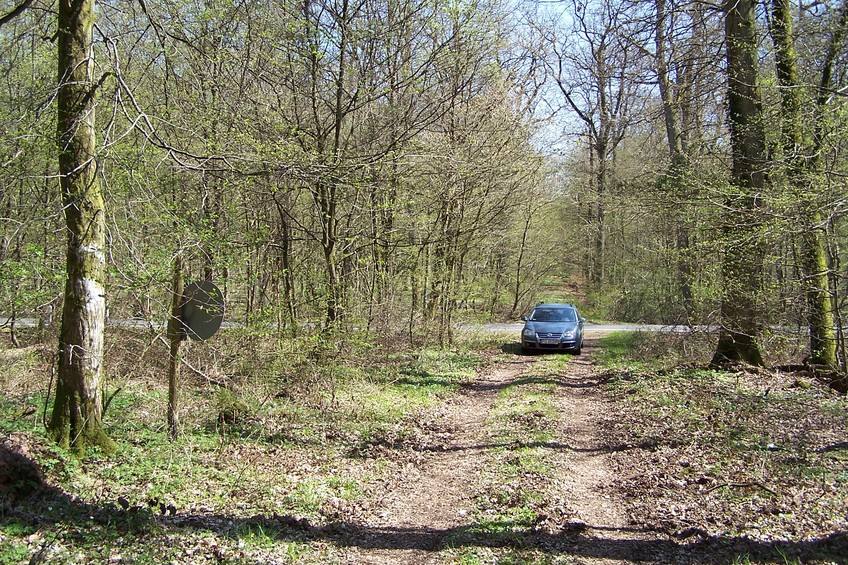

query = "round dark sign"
[181, 280, 224, 340]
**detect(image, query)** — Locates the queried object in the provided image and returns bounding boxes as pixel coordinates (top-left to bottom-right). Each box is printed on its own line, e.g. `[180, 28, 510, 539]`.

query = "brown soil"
[340, 343, 669, 564]
[344, 356, 532, 564]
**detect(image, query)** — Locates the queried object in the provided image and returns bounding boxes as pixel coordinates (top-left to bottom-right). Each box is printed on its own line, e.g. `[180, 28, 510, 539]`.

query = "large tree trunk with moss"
[770, 0, 837, 366]
[48, 0, 115, 454]
[808, 1, 848, 366]
[799, 225, 836, 365]
[711, 0, 767, 367]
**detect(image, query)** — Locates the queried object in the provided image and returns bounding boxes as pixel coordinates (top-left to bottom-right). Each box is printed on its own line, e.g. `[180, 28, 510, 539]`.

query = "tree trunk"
[314, 179, 342, 326]
[594, 154, 606, 287]
[511, 208, 532, 316]
[770, 0, 837, 366]
[273, 193, 298, 330]
[655, 0, 695, 322]
[49, 0, 115, 454]
[167, 255, 185, 440]
[711, 0, 767, 367]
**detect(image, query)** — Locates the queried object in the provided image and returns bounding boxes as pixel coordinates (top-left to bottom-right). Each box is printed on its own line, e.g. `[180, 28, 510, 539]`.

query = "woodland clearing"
[0, 331, 846, 564]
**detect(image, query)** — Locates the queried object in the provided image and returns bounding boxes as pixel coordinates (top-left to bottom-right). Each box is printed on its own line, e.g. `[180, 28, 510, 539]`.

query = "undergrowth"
[0, 327, 486, 564]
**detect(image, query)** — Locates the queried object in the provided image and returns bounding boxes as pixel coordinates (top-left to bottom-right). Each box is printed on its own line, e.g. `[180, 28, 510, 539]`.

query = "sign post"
[167, 276, 225, 440]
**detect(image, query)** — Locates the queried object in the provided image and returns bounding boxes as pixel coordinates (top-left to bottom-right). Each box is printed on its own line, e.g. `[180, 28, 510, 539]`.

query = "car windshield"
[530, 308, 576, 322]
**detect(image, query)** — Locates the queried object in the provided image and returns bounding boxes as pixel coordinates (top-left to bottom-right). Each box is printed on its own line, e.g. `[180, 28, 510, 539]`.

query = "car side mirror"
[520, 315, 527, 321]
[579, 317, 586, 323]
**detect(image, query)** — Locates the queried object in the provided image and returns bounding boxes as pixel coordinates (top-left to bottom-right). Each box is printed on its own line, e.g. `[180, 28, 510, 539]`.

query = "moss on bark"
[771, 0, 837, 367]
[711, 0, 767, 367]
[48, 0, 115, 456]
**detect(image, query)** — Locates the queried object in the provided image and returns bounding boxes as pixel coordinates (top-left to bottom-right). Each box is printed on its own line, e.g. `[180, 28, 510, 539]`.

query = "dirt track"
[340, 343, 669, 564]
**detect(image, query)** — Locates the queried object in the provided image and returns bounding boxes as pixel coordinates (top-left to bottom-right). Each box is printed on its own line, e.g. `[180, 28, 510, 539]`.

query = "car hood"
[524, 321, 580, 333]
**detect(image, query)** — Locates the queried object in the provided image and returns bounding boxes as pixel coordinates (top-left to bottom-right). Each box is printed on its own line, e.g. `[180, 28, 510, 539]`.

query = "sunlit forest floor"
[1, 330, 846, 564]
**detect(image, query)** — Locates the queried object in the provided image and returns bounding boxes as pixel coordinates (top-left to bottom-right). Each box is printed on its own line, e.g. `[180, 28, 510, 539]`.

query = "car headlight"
[562, 329, 576, 338]
[522, 328, 535, 338]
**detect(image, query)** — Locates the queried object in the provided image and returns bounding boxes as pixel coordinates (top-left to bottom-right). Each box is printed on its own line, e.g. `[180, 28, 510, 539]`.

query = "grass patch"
[597, 331, 648, 369]
[0, 332, 488, 564]
[598, 330, 718, 370]
[454, 355, 570, 563]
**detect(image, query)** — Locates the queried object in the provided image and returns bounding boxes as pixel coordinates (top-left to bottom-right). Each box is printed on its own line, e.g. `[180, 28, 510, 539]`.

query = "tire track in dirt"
[547, 348, 665, 564]
[554, 353, 630, 529]
[342, 345, 669, 564]
[344, 356, 533, 564]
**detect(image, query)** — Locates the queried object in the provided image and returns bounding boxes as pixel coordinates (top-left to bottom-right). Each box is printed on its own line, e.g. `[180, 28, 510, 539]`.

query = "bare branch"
[0, 0, 33, 30]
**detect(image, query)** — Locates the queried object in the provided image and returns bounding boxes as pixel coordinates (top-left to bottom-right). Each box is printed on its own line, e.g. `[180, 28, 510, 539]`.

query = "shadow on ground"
[2, 476, 846, 564]
[501, 338, 603, 357]
[3, 345, 845, 564]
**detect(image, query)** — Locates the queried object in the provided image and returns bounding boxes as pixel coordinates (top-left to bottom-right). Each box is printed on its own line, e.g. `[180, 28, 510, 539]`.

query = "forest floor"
[335, 340, 673, 564]
[1, 332, 847, 564]
[331, 340, 847, 564]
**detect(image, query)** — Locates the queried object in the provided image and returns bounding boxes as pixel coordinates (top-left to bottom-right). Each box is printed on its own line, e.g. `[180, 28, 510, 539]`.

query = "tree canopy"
[2, 0, 848, 450]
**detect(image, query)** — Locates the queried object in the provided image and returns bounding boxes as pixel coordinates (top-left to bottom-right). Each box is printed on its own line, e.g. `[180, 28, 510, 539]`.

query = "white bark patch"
[77, 243, 105, 264]
[78, 276, 106, 379]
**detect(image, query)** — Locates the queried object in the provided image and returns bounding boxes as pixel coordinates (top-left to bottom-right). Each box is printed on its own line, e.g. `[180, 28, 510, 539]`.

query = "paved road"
[0, 317, 161, 329]
[2, 317, 705, 335]
[465, 322, 702, 335]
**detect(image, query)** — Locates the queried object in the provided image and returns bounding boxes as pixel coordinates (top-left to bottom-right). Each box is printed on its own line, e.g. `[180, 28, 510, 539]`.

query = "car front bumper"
[522, 338, 580, 351]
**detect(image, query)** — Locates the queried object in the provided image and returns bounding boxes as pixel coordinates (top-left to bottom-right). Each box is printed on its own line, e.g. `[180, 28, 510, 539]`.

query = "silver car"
[520, 303, 585, 354]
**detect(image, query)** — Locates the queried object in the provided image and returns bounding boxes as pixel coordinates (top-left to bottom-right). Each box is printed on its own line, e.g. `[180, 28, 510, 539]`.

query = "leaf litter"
[1, 338, 847, 563]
